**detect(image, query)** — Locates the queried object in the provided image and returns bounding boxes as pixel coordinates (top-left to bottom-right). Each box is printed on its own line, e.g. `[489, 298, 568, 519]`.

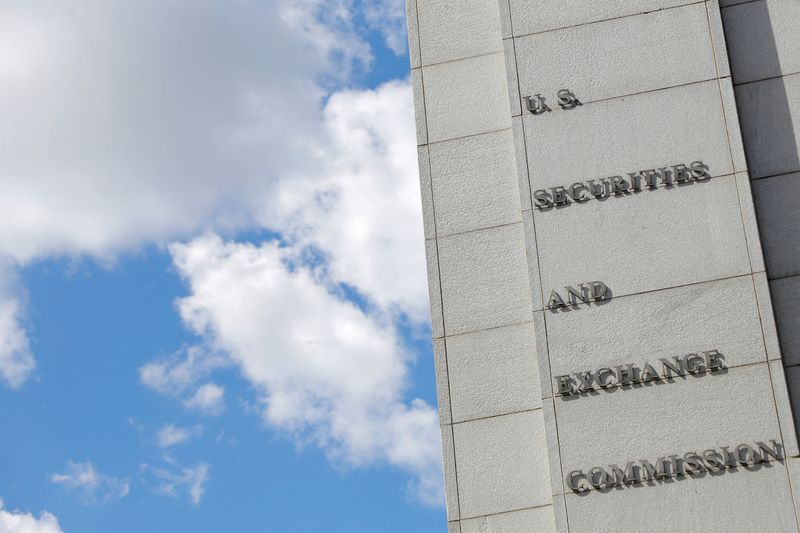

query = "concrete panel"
[441, 424, 461, 520]
[433, 338, 452, 424]
[453, 410, 551, 518]
[503, 39, 521, 117]
[524, 80, 733, 193]
[534, 174, 751, 300]
[566, 463, 796, 533]
[417, 145, 435, 240]
[512, 116, 531, 210]
[412, 68, 427, 146]
[446, 321, 540, 423]
[514, 4, 716, 105]
[406, 0, 421, 69]
[556, 363, 781, 471]
[460, 505, 556, 533]
[425, 239, 444, 339]
[736, 73, 800, 179]
[417, 0, 503, 66]
[753, 173, 800, 279]
[429, 129, 522, 237]
[424, 53, 512, 143]
[545, 275, 766, 381]
[772, 275, 800, 367]
[724, 0, 800, 84]
[508, 0, 693, 37]
[437, 223, 532, 336]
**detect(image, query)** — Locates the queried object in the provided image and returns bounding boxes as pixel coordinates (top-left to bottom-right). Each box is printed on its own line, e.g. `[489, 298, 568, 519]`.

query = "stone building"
[406, 0, 800, 530]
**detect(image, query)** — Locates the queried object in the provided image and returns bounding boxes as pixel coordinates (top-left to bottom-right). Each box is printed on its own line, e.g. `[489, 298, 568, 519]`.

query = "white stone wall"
[408, 0, 800, 530]
[722, 0, 800, 521]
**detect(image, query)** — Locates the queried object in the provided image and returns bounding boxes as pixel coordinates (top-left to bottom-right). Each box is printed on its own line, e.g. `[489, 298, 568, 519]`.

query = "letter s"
[690, 161, 711, 180]
[533, 189, 553, 208]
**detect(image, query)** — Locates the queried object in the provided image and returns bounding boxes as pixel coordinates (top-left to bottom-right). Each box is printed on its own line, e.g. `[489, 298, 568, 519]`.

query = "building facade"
[406, 0, 800, 531]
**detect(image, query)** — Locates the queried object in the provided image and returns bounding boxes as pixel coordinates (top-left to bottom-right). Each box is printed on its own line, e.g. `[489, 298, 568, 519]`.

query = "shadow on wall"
[722, 0, 800, 433]
[729, 0, 799, 179]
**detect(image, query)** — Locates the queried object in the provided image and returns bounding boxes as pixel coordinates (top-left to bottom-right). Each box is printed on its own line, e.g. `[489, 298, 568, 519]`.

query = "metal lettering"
[524, 94, 551, 115]
[557, 89, 582, 110]
[661, 356, 686, 378]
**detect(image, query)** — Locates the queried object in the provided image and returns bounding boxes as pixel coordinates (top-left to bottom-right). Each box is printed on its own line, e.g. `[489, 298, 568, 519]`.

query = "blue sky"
[0, 2, 444, 531]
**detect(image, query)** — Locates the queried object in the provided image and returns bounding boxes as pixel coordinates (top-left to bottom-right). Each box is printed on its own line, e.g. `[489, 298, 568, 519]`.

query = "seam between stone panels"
[510, 0, 706, 40]
[449, 406, 543, 427]
[425, 140, 463, 518]
[427, 126, 513, 148]
[734, 70, 800, 88]
[720, 0, 763, 8]
[558, 455, 790, 498]
[436, 219, 523, 241]
[704, 1, 723, 82]
[530, 271, 762, 315]
[525, 171, 736, 211]
[443, 272, 765, 338]
[716, 74, 756, 273]
[544, 358, 780, 401]
[442, 318, 534, 341]
[516, 77, 722, 121]
[751, 169, 800, 182]
[420, 49, 506, 70]
[504, 0, 515, 37]
[410, 0, 424, 69]
[763, 359, 800, 524]
[432, 76, 719, 147]
[770, 273, 800, 283]
[459, 501, 554, 523]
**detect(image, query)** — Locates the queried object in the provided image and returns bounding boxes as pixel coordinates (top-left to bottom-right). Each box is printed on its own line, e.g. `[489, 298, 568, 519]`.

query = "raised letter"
[566, 285, 589, 305]
[557, 375, 575, 395]
[567, 470, 589, 492]
[703, 449, 724, 470]
[757, 441, 783, 462]
[736, 444, 759, 465]
[615, 364, 637, 386]
[575, 371, 595, 392]
[589, 281, 609, 301]
[551, 186, 571, 206]
[683, 452, 706, 476]
[672, 164, 693, 183]
[661, 356, 686, 378]
[684, 353, 706, 374]
[640, 362, 661, 382]
[690, 161, 711, 180]
[533, 189, 553, 208]
[589, 467, 609, 489]
[568, 183, 589, 202]
[609, 176, 630, 196]
[596, 368, 615, 388]
[609, 462, 640, 486]
[704, 349, 726, 371]
[547, 290, 567, 309]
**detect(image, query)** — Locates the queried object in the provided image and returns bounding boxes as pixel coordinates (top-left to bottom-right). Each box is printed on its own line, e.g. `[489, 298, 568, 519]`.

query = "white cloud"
[263, 79, 428, 323]
[0, 0, 376, 263]
[50, 461, 129, 504]
[166, 234, 442, 503]
[155, 424, 202, 448]
[0, 265, 34, 389]
[0, 500, 63, 533]
[0, 0, 396, 388]
[145, 459, 210, 506]
[139, 347, 227, 396]
[184, 383, 225, 415]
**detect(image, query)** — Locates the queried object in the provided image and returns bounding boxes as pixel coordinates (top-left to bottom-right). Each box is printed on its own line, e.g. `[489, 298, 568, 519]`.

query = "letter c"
[567, 470, 588, 492]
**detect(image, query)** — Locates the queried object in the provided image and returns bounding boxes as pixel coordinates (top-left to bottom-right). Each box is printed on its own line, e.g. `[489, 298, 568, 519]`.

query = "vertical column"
[722, 0, 800, 509]
[503, 0, 800, 530]
[407, 1, 556, 531]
